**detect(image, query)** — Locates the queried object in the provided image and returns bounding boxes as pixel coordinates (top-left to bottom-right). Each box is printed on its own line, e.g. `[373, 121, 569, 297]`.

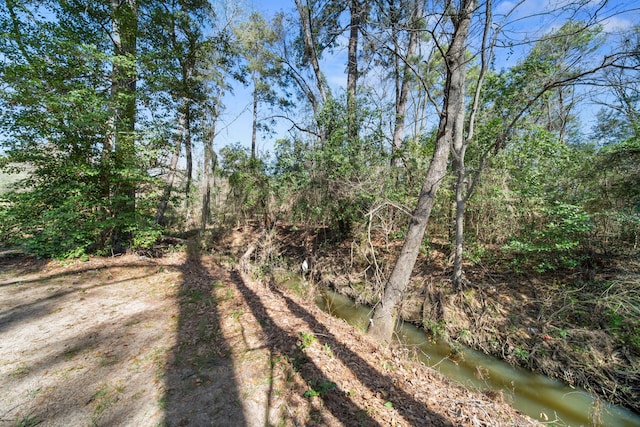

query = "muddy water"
[315, 289, 640, 427]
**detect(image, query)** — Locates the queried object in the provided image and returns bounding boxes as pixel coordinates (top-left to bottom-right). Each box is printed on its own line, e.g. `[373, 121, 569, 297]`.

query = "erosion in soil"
[235, 223, 640, 416]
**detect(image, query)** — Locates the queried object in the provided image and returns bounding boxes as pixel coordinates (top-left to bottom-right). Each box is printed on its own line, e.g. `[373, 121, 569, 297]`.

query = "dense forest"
[1, 0, 639, 417]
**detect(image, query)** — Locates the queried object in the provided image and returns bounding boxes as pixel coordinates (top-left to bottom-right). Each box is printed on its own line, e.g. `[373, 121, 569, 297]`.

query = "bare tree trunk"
[451, 0, 493, 290]
[295, 0, 328, 104]
[184, 104, 193, 223]
[251, 75, 258, 160]
[451, 144, 467, 289]
[368, 0, 475, 344]
[201, 114, 217, 231]
[346, 0, 360, 143]
[391, 0, 423, 168]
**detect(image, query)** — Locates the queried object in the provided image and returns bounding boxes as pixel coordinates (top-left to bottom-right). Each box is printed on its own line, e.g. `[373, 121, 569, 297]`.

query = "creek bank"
[250, 223, 640, 416]
[315, 288, 640, 427]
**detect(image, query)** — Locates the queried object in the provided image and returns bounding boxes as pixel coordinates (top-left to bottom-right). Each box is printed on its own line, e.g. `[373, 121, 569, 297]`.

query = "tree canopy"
[1, 0, 638, 282]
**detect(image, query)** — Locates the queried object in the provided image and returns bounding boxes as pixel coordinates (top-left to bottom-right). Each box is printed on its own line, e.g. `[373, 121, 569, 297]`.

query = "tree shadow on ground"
[0, 271, 157, 334]
[0, 256, 180, 425]
[163, 242, 246, 426]
[0, 252, 49, 287]
[231, 269, 454, 427]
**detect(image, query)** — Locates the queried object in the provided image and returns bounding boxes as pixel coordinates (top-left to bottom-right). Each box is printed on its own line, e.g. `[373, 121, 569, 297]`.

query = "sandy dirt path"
[0, 248, 537, 426]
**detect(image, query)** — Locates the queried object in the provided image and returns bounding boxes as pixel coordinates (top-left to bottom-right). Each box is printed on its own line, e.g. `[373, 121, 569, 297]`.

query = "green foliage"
[131, 223, 163, 251]
[513, 347, 529, 361]
[219, 143, 270, 224]
[503, 202, 592, 272]
[0, 178, 101, 258]
[303, 380, 337, 398]
[0, 170, 161, 258]
[298, 332, 316, 350]
[0, 1, 165, 257]
[14, 415, 41, 427]
[584, 137, 640, 247]
[423, 319, 448, 340]
[272, 96, 388, 236]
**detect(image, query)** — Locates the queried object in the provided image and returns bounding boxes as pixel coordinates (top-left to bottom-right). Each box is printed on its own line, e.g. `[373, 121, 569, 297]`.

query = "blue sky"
[215, 0, 342, 157]
[214, 0, 640, 157]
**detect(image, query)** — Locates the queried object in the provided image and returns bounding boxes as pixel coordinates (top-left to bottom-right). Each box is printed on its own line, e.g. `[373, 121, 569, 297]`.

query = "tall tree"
[0, 0, 148, 256]
[346, 0, 363, 143]
[201, 100, 219, 230]
[200, 37, 238, 229]
[144, 0, 212, 225]
[450, 16, 623, 289]
[450, 0, 493, 289]
[109, 0, 138, 251]
[368, 0, 476, 344]
[369, 0, 426, 168]
[293, 0, 331, 108]
[235, 12, 282, 159]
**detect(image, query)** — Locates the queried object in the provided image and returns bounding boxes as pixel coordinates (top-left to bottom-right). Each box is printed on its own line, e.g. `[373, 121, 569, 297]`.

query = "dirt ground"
[0, 241, 538, 427]
[280, 224, 640, 416]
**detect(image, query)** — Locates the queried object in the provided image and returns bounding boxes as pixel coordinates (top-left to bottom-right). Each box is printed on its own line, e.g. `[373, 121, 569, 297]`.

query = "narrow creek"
[313, 288, 640, 427]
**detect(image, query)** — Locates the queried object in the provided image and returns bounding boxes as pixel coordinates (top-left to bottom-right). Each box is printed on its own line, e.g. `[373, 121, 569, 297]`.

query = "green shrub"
[503, 202, 592, 272]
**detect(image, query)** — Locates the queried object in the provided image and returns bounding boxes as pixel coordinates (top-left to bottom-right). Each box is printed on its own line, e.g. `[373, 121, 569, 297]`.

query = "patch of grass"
[215, 287, 234, 302]
[553, 328, 569, 339]
[147, 347, 168, 378]
[64, 345, 84, 360]
[157, 394, 167, 409]
[9, 363, 30, 378]
[13, 415, 41, 427]
[90, 384, 116, 424]
[180, 288, 205, 304]
[98, 353, 118, 367]
[124, 318, 141, 327]
[513, 347, 529, 361]
[323, 343, 334, 358]
[298, 332, 316, 350]
[58, 365, 85, 378]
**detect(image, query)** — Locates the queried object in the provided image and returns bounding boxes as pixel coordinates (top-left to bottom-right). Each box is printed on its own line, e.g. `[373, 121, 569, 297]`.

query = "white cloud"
[600, 15, 635, 32]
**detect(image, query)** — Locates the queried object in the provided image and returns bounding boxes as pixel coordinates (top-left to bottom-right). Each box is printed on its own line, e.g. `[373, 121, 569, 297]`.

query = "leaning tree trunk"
[368, 0, 474, 344]
[295, 0, 328, 104]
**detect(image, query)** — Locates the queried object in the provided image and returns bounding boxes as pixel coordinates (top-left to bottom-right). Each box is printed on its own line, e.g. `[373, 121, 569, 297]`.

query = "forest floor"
[0, 233, 538, 427]
[261, 224, 640, 417]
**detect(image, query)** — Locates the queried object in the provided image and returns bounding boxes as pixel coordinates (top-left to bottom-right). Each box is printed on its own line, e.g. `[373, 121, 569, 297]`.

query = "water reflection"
[316, 290, 640, 427]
